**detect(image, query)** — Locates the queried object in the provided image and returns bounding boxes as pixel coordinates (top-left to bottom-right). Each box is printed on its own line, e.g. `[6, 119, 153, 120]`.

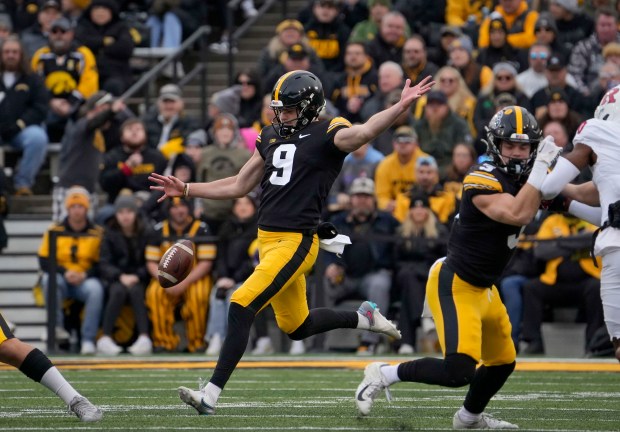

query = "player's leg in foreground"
[179, 231, 400, 415]
[0, 317, 102, 422]
[355, 261, 518, 429]
[600, 250, 620, 362]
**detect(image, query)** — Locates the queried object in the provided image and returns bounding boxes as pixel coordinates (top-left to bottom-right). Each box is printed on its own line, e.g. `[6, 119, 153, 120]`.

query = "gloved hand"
[317, 222, 338, 240]
[534, 135, 562, 168]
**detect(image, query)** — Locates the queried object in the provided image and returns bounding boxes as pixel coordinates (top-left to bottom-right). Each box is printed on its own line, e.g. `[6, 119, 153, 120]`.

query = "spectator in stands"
[324, 177, 400, 355]
[474, 62, 531, 141]
[256, 19, 319, 78]
[427, 24, 461, 69]
[146, 0, 183, 51]
[142, 84, 200, 157]
[303, 0, 351, 74]
[54, 91, 126, 222]
[536, 87, 582, 140]
[349, 0, 396, 44]
[549, 0, 594, 55]
[365, 11, 407, 67]
[533, 13, 571, 64]
[21, 0, 62, 59]
[100, 118, 167, 205]
[330, 42, 377, 124]
[517, 43, 552, 99]
[0, 35, 49, 196]
[602, 42, 620, 67]
[38, 186, 104, 355]
[145, 197, 216, 353]
[394, 156, 459, 226]
[370, 89, 413, 155]
[589, 61, 620, 109]
[393, 0, 445, 46]
[414, 90, 472, 176]
[359, 60, 403, 124]
[478, 0, 539, 50]
[298, 0, 367, 29]
[263, 43, 327, 95]
[542, 120, 570, 150]
[401, 35, 438, 86]
[31, 16, 99, 142]
[441, 143, 477, 199]
[328, 140, 384, 213]
[205, 194, 258, 356]
[374, 125, 427, 215]
[520, 214, 605, 355]
[445, 0, 493, 29]
[530, 54, 581, 118]
[63, 0, 91, 25]
[393, 190, 448, 354]
[0, 14, 12, 42]
[430, 66, 477, 138]
[195, 114, 251, 234]
[74, 0, 135, 96]
[568, 7, 620, 96]
[3, 1, 38, 34]
[477, 13, 522, 71]
[448, 35, 493, 96]
[208, 69, 263, 129]
[97, 194, 152, 356]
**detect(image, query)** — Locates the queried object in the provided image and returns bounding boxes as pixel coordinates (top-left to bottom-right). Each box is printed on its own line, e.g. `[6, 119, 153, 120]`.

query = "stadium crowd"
[0, 0, 615, 358]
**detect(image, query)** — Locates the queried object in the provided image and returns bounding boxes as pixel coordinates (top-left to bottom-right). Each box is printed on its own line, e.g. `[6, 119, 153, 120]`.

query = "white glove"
[526, 135, 562, 190]
[534, 135, 562, 168]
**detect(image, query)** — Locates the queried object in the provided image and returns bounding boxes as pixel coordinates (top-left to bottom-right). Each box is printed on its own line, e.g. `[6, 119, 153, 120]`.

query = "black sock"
[19, 348, 53, 383]
[397, 354, 477, 388]
[210, 303, 255, 389]
[288, 308, 358, 340]
[463, 362, 515, 414]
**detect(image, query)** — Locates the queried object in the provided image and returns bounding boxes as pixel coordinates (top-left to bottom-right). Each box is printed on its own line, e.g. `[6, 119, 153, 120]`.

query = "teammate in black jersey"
[354, 107, 563, 429]
[150, 70, 435, 415]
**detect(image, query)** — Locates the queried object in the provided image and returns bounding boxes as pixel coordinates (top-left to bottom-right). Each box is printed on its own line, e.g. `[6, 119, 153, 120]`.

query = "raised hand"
[535, 135, 562, 168]
[149, 172, 185, 203]
[399, 76, 435, 110]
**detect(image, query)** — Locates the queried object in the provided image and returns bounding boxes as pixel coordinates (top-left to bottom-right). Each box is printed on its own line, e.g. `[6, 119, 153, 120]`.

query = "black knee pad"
[443, 354, 477, 387]
[19, 348, 53, 383]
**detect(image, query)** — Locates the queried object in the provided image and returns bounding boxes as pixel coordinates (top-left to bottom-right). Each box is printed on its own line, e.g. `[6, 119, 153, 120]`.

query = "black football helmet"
[484, 106, 542, 181]
[270, 70, 326, 138]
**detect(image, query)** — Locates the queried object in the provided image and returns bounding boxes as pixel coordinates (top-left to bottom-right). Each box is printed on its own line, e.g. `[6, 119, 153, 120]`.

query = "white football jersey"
[573, 118, 620, 255]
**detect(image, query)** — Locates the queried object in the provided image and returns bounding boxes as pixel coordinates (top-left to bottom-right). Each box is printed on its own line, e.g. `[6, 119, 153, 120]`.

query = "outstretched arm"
[563, 181, 600, 206]
[333, 76, 435, 153]
[540, 143, 592, 199]
[149, 149, 264, 202]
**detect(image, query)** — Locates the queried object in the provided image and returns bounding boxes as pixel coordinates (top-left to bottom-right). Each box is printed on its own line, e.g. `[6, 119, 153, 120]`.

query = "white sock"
[40, 367, 80, 405]
[204, 382, 222, 403]
[357, 312, 370, 330]
[458, 406, 481, 423]
[380, 364, 401, 386]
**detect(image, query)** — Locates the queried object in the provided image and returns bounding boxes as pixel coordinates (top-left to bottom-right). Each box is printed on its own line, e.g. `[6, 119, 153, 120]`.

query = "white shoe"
[398, 343, 415, 355]
[96, 336, 122, 356]
[206, 334, 223, 356]
[453, 411, 519, 429]
[80, 341, 96, 355]
[357, 301, 401, 340]
[209, 41, 238, 55]
[289, 340, 305, 355]
[69, 395, 103, 422]
[128, 335, 153, 355]
[241, 0, 258, 18]
[178, 386, 216, 415]
[355, 362, 392, 416]
[251, 337, 274, 355]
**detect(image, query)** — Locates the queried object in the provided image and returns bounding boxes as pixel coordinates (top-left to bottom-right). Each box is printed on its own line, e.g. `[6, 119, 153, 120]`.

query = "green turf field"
[0, 359, 618, 431]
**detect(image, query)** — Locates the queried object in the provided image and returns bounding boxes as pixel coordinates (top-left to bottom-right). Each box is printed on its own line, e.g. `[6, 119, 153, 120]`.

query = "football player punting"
[541, 83, 620, 362]
[150, 70, 435, 415]
[355, 107, 562, 429]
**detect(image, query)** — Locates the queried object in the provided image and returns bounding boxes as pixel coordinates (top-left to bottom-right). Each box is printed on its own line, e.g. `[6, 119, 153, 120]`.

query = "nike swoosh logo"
[299, 133, 311, 138]
[357, 384, 370, 401]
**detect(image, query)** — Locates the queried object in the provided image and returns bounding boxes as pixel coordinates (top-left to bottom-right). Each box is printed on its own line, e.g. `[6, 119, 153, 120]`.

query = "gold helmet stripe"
[273, 71, 298, 102]
[514, 105, 523, 134]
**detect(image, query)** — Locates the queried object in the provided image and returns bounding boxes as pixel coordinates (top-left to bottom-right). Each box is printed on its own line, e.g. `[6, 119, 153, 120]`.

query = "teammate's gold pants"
[231, 229, 318, 334]
[0, 312, 14, 345]
[426, 259, 516, 366]
[145, 276, 211, 352]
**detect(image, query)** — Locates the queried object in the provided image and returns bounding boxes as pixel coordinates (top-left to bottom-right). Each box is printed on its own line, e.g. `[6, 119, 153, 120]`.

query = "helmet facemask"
[270, 93, 322, 138]
[485, 130, 539, 182]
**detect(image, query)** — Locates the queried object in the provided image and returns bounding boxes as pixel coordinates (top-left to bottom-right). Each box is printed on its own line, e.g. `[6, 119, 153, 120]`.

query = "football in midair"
[158, 239, 195, 288]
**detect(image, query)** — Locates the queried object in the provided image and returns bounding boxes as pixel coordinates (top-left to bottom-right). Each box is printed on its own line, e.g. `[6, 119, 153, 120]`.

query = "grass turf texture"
[0, 363, 618, 431]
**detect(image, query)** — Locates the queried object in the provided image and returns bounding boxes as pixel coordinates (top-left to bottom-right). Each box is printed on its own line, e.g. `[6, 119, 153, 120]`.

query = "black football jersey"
[446, 162, 524, 287]
[256, 118, 351, 231]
